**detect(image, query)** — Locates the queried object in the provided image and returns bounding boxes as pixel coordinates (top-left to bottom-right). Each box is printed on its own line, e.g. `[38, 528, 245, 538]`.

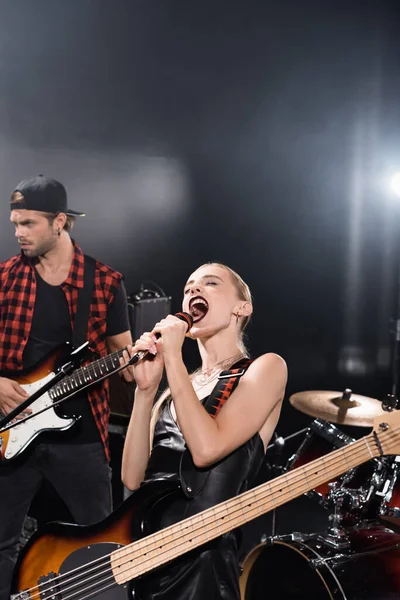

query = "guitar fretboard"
[49, 349, 126, 400]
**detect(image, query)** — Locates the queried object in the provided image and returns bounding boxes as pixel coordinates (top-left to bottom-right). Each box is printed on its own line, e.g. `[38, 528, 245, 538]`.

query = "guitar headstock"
[373, 410, 400, 456]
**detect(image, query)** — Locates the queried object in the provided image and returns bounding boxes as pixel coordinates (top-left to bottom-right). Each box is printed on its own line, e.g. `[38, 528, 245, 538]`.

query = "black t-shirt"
[23, 270, 130, 443]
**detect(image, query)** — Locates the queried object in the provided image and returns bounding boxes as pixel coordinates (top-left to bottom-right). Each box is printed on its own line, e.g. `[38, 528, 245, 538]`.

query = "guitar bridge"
[10, 574, 60, 600]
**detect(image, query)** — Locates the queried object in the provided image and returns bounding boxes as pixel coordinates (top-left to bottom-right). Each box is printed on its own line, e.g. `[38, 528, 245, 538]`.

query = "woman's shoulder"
[250, 351, 286, 367]
[246, 352, 287, 382]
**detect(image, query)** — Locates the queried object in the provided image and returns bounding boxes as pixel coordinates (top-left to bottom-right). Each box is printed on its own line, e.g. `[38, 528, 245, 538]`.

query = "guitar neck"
[111, 432, 380, 584]
[49, 348, 126, 400]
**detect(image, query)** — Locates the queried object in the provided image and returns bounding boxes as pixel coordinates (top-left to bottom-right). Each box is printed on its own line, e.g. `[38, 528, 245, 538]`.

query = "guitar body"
[0, 345, 78, 461]
[11, 479, 181, 599]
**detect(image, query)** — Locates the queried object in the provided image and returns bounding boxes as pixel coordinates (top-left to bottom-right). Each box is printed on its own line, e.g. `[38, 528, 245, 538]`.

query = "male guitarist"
[0, 175, 134, 600]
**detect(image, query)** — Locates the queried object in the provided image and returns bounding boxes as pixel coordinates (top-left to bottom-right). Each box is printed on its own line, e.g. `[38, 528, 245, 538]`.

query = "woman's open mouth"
[189, 296, 209, 323]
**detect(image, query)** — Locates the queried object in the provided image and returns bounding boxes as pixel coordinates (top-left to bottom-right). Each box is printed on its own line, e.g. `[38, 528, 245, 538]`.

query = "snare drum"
[240, 523, 400, 599]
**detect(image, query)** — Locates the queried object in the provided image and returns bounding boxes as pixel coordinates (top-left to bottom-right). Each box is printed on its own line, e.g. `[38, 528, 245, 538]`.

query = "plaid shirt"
[0, 240, 123, 461]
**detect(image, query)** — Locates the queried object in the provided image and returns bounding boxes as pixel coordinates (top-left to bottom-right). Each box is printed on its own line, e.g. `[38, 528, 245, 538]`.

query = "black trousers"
[0, 441, 112, 600]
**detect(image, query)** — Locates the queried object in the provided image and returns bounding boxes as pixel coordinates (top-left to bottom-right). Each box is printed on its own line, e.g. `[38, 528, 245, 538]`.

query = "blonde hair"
[201, 262, 252, 349]
[10, 191, 23, 205]
[149, 263, 253, 444]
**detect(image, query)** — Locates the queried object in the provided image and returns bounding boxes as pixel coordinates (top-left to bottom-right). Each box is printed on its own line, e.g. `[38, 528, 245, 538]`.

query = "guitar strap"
[180, 357, 254, 498]
[72, 255, 96, 349]
[202, 357, 254, 419]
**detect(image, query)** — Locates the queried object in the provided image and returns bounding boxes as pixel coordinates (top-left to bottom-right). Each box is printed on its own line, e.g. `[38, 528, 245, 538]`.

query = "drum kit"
[240, 388, 400, 600]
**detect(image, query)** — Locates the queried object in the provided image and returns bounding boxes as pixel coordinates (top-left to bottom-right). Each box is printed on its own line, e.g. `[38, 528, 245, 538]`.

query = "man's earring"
[57, 228, 61, 237]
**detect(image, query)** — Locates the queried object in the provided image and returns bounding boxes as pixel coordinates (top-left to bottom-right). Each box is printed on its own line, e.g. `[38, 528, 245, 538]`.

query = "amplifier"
[109, 295, 172, 419]
[128, 295, 172, 341]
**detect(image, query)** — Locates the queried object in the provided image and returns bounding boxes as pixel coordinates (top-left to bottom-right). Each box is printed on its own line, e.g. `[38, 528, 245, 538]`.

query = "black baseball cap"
[11, 175, 85, 217]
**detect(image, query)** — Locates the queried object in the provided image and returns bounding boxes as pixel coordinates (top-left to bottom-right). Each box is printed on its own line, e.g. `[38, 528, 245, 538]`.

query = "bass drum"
[240, 523, 400, 600]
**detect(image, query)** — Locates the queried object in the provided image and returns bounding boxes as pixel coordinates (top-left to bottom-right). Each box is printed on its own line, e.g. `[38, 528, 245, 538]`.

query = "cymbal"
[289, 389, 386, 427]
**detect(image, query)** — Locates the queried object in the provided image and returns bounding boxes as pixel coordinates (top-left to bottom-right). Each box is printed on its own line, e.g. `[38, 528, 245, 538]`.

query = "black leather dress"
[135, 390, 265, 600]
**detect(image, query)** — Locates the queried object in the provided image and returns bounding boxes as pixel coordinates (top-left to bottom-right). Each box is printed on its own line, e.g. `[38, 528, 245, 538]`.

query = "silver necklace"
[193, 352, 246, 387]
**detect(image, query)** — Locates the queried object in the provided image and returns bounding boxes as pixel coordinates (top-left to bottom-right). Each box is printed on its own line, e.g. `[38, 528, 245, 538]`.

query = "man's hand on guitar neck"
[0, 377, 31, 420]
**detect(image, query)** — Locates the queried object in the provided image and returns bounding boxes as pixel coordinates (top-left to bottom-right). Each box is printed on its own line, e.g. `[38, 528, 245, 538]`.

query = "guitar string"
[15, 429, 398, 600]
[52, 349, 125, 398]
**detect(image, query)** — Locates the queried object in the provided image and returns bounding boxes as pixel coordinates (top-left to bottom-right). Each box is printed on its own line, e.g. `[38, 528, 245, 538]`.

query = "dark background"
[2, 0, 400, 564]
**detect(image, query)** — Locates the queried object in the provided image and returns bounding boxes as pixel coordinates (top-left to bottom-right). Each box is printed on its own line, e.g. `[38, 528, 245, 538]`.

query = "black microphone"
[126, 311, 193, 366]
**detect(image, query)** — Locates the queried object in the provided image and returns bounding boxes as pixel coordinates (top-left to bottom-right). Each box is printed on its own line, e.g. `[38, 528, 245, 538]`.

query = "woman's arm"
[165, 351, 287, 468]
[121, 388, 155, 490]
[120, 333, 165, 490]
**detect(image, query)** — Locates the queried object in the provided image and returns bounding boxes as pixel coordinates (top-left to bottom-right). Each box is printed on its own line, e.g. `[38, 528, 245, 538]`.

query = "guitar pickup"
[37, 572, 60, 599]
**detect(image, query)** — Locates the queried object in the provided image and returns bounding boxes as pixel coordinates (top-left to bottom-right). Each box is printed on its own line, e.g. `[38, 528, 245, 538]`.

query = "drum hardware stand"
[260, 531, 312, 546]
[266, 426, 309, 452]
[270, 433, 285, 537]
[311, 418, 352, 447]
[379, 455, 400, 515]
[318, 482, 357, 549]
[320, 522, 350, 550]
[259, 428, 308, 542]
[317, 469, 381, 550]
[363, 458, 388, 505]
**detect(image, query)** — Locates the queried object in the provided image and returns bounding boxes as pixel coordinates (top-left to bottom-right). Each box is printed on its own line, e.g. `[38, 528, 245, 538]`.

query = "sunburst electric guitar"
[0, 344, 127, 462]
[10, 410, 400, 599]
